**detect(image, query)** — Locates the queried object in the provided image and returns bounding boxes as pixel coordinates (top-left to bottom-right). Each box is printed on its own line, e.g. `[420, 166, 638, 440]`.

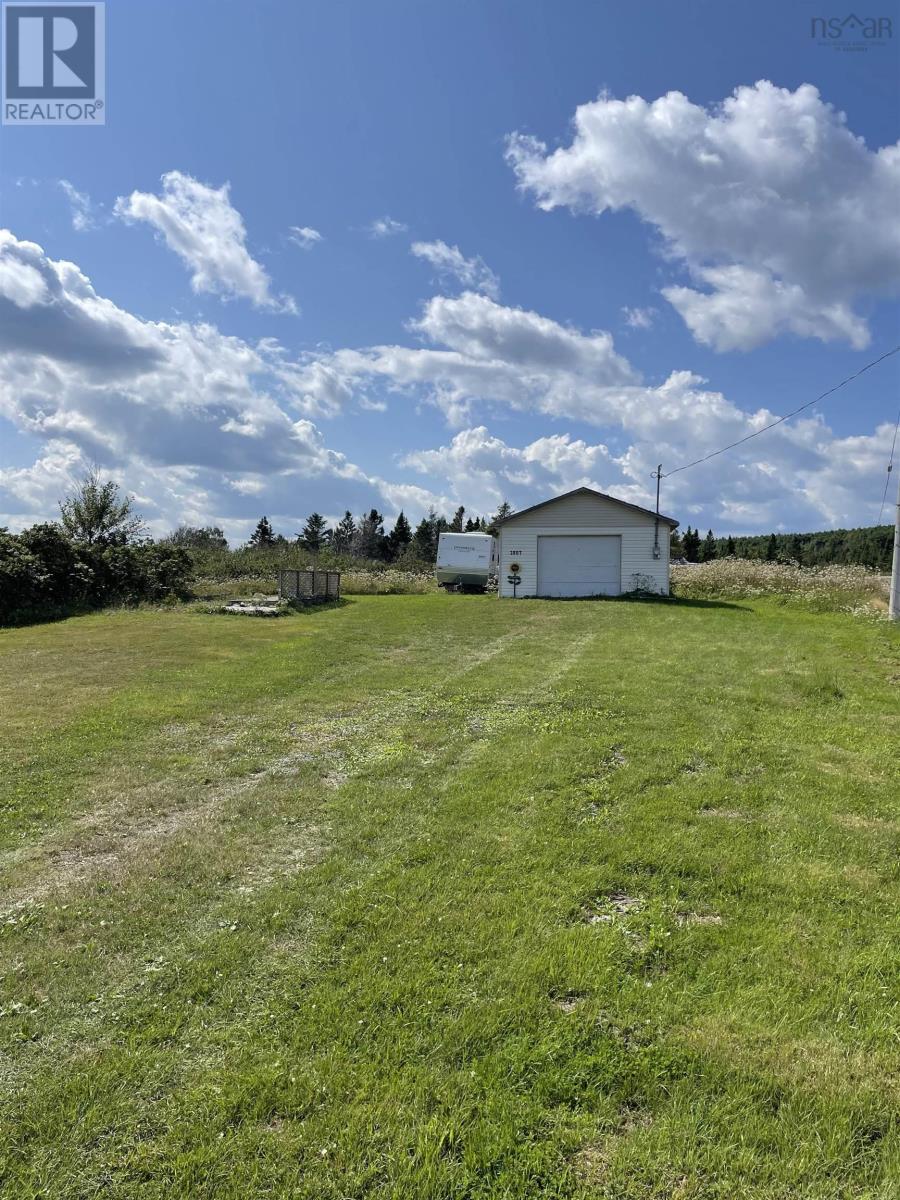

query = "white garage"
[497, 487, 678, 599]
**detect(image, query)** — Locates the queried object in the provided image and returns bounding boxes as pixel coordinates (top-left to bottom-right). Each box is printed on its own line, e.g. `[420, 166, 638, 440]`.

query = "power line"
[661, 344, 900, 478]
[877, 404, 900, 525]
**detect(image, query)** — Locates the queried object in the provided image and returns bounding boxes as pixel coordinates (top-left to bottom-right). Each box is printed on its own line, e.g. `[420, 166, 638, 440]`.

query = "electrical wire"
[877, 403, 900, 525]
[661, 344, 900, 478]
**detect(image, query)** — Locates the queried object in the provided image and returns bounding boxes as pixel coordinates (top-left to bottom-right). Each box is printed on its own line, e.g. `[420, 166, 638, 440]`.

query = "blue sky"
[1, 0, 898, 540]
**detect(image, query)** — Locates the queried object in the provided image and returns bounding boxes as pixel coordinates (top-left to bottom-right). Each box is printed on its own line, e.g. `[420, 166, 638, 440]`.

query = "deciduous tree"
[168, 525, 228, 550]
[59, 470, 145, 546]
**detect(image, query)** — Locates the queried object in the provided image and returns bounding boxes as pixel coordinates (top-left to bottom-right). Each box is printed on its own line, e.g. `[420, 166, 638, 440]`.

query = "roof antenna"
[651, 464, 662, 559]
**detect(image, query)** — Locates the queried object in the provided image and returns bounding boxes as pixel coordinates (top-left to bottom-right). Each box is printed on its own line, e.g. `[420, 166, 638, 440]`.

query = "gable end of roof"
[497, 487, 679, 528]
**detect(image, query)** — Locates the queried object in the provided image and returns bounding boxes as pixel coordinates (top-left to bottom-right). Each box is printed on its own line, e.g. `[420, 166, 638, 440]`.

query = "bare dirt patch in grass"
[833, 811, 899, 833]
[581, 891, 643, 924]
[683, 1018, 900, 1103]
[552, 992, 588, 1013]
[570, 1106, 655, 1186]
[699, 806, 753, 821]
[675, 911, 723, 927]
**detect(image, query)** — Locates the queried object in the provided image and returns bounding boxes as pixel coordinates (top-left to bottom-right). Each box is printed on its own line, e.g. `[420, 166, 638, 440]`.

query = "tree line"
[170, 501, 516, 565]
[673, 524, 894, 571]
[4, 467, 893, 628]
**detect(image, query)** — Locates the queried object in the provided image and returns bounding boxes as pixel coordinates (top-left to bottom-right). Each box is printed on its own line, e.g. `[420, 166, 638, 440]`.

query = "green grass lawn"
[1, 594, 899, 1199]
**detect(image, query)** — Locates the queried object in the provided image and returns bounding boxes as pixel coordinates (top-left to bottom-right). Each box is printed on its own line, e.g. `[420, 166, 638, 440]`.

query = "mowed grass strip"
[1, 594, 899, 1199]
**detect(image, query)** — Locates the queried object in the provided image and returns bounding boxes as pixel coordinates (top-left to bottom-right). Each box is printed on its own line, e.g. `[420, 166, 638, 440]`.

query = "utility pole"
[652, 463, 662, 559]
[890, 464, 900, 620]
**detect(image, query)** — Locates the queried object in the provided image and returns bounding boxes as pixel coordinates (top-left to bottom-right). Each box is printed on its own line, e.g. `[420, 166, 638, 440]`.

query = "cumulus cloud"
[0, 230, 372, 536]
[663, 267, 869, 351]
[114, 171, 296, 313]
[507, 81, 900, 350]
[292, 287, 899, 529]
[288, 225, 323, 249]
[2, 230, 896, 537]
[287, 290, 640, 428]
[58, 180, 96, 231]
[411, 240, 499, 298]
[368, 216, 407, 238]
[402, 426, 613, 513]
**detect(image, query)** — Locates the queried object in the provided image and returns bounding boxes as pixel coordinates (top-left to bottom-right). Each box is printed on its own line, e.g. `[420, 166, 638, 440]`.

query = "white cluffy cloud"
[0, 230, 371, 536]
[402, 426, 613, 514]
[508, 81, 900, 351]
[114, 171, 296, 313]
[411, 240, 499, 298]
[1, 229, 896, 537]
[288, 225, 323, 249]
[291, 288, 900, 530]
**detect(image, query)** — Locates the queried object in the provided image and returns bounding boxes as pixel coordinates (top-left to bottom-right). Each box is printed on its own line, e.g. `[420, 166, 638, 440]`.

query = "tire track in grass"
[0, 608, 578, 1115]
[0, 601, 568, 1116]
[0, 615, 549, 910]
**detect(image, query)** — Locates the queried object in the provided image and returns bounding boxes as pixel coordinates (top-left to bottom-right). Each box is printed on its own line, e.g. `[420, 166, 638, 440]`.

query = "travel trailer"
[435, 532, 498, 591]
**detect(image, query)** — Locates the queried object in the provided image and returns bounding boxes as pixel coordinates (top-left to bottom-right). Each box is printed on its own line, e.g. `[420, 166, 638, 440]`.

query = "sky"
[1, 0, 899, 542]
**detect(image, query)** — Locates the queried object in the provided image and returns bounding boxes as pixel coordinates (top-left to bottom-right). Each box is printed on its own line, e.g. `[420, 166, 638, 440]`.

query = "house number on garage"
[509, 550, 523, 556]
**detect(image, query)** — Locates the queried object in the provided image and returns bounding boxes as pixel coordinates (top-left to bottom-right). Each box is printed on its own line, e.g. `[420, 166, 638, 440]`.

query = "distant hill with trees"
[673, 524, 893, 571]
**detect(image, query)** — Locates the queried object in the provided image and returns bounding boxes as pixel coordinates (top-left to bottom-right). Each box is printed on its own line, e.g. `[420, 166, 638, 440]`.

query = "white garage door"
[537, 535, 621, 597]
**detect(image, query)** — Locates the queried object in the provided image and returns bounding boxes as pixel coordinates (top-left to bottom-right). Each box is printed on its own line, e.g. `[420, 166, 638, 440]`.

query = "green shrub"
[0, 526, 193, 626]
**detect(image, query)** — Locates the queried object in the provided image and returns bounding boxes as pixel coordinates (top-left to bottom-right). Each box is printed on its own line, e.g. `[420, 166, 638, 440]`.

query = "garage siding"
[498, 493, 671, 598]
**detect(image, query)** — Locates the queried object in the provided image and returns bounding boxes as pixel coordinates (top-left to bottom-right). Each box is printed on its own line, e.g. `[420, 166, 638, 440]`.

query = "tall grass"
[187, 546, 438, 597]
[187, 545, 423, 583]
[672, 557, 888, 614]
[340, 569, 436, 595]
[192, 571, 437, 599]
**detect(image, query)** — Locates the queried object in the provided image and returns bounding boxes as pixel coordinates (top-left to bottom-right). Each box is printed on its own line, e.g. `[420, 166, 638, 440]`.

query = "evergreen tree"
[410, 508, 446, 560]
[670, 528, 684, 558]
[487, 500, 513, 535]
[411, 516, 434, 560]
[354, 509, 386, 559]
[765, 533, 778, 561]
[298, 512, 329, 553]
[331, 511, 356, 555]
[682, 526, 701, 562]
[433, 512, 449, 555]
[699, 529, 717, 562]
[449, 505, 465, 532]
[464, 517, 479, 532]
[725, 536, 736, 556]
[387, 511, 412, 560]
[248, 516, 276, 548]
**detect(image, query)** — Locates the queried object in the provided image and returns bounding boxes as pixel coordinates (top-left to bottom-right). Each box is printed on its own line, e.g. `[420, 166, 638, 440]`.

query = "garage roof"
[496, 487, 679, 528]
